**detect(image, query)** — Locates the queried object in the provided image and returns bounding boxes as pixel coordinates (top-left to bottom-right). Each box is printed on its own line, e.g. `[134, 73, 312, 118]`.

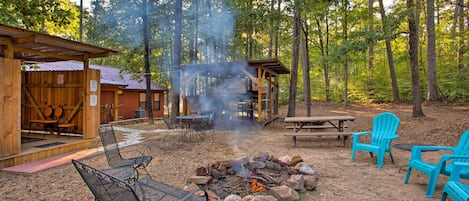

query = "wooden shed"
[25, 61, 169, 124]
[179, 59, 289, 125]
[0, 24, 117, 167]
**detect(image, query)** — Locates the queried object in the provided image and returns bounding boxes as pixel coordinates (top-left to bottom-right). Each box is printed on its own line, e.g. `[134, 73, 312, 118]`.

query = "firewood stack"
[185, 153, 318, 201]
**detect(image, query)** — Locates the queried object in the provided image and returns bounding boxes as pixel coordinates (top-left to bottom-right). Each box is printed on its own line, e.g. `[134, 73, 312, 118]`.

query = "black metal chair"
[192, 114, 215, 142]
[72, 160, 205, 201]
[98, 125, 153, 179]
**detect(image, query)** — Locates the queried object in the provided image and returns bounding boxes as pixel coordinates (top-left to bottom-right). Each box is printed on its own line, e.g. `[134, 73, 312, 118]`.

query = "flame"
[251, 179, 266, 192]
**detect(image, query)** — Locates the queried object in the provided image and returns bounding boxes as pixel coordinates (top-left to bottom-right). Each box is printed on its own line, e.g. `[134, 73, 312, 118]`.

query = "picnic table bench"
[284, 115, 356, 147]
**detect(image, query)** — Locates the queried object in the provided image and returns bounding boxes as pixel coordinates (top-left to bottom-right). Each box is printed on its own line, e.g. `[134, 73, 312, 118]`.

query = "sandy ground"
[1, 101, 469, 200]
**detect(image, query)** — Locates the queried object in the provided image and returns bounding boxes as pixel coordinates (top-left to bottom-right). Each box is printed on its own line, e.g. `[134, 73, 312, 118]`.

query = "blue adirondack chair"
[351, 112, 400, 168]
[441, 162, 469, 201]
[404, 130, 469, 198]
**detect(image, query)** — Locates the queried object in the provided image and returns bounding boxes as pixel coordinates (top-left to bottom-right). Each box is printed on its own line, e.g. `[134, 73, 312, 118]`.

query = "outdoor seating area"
[29, 106, 76, 137]
[404, 130, 469, 198]
[1, 2, 469, 200]
[72, 160, 204, 201]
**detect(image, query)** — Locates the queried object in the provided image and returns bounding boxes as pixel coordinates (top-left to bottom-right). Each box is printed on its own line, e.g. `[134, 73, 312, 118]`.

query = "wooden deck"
[0, 132, 97, 169]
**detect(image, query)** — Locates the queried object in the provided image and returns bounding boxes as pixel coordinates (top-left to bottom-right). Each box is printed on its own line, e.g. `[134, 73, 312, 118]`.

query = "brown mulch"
[1, 101, 469, 200]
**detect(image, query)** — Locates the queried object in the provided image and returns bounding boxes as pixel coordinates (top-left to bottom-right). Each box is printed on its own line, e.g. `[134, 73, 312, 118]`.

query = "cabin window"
[153, 93, 161, 111]
[139, 93, 146, 109]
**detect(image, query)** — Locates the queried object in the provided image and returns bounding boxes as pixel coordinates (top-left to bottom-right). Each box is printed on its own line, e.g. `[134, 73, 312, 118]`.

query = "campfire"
[185, 153, 318, 200]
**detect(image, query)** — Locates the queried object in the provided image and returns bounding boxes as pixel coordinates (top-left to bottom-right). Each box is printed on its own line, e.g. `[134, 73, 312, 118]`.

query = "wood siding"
[21, 71, 84, 132]
[0, 58, 21, 157]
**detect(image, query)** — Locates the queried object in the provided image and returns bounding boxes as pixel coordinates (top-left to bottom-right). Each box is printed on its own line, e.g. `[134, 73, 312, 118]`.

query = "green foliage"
[0, 0, 79, 38]
[4, 0, 469, 104]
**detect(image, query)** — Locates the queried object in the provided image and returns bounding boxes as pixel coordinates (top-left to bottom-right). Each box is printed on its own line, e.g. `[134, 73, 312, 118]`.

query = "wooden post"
[0, 58, 21, 157]
[257, 67, 263, 122]
[82, 55, 101, 139]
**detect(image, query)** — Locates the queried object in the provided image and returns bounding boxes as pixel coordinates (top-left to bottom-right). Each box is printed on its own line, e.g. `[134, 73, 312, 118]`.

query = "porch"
[0, 132, 95, 169]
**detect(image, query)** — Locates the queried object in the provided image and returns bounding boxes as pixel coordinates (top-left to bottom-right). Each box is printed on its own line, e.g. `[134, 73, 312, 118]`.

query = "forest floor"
[1, 101, 469, 200]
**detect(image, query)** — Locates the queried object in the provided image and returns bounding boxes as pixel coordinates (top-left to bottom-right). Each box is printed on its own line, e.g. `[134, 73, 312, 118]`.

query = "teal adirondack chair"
[441, 162, 469, 201]
[351, 112, 400, 168]
[404, 130, 469, 198]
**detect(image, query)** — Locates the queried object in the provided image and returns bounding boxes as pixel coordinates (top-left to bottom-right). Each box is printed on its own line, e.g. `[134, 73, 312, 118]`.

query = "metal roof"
[180, 58, 290, 77]
[25, 61, 168, 91]
[0, 24, 118, 62]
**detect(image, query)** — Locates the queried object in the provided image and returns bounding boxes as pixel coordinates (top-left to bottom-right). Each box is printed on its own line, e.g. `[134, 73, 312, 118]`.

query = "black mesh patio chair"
[98, 125, 153, 179]
[72, 160, 206, 201]
[192, 114, 215, 142]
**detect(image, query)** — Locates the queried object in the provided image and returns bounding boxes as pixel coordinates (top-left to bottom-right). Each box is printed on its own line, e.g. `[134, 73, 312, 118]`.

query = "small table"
[284, 115, 356, 147]
[29, 119, 59, 136]
[176, 115, 211, 141]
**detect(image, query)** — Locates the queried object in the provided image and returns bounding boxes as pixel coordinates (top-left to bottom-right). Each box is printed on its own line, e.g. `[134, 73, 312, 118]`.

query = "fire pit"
[185, 153, 318, 200]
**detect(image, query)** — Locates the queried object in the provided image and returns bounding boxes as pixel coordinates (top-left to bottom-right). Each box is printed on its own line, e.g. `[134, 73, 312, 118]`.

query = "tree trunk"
[143, 0, 154, 124]
[287, 8, 300, 117]
[274, 0, 281, 58]
[268, 0, 274, 58]
[316, 16, 330, 102]
[426, 0, 438, 101]
[367, 0, 375, 99]
[171, 0, 183, 119]
[189, 0, 199, 64]
[301, 17, 311, 116]
[378, 0, 400, 102]
[408, 0, 425, 117]
[342, 1, 349, 107]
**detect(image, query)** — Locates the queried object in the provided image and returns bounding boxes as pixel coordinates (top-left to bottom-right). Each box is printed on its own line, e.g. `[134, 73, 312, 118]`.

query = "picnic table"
[284, 115, 356, 147]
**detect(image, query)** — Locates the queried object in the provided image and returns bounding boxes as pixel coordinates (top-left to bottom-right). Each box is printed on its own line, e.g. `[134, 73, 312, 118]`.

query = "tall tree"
[342, 0, 349, 106]
[268, 0, 275, 58]
[287, 3, 300, 117]
[367, 0, 375, 94]
[407, 0, 425, 117]
[378, 0, 400, 102]
[301, 15, 312, 116]
[171, 0, 183, 119]
[426, 0, 438, 101]
[274, 0, 282, 58]
[142, 0, 154, 124]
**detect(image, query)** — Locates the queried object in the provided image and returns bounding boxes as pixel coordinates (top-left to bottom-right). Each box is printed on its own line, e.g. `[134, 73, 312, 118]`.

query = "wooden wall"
[83, 69, 100, 139]
[0, 58, 21, 157]
[21, 71, 84, 132]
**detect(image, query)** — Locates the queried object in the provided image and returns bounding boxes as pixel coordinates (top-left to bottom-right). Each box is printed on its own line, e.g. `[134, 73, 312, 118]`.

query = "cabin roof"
[0, 23, 117, 62]
[180, 58, 290, 77]
[25, 61, 168, 91]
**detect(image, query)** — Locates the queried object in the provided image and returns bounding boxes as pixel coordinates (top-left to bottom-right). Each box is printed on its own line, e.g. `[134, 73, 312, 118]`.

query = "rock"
[224, 194, 242, 201]
[183, 183, 200, 192]
[242, 194, 278, 201]
[196, 166, 209, 176]
[188, 176, 212, 184]
[303, 175, 318, 191]
[265, 160, 282, 171]
[206, 190, 220, 201]
[253, 152, 272, 162]
[270, 185, 300, 201]
[287, 174, 306, 192]
[278, 155, 291, 164]
[298, 164, 316, 175]
[249, 161, 266, 169]
[287, 155, 303, 167]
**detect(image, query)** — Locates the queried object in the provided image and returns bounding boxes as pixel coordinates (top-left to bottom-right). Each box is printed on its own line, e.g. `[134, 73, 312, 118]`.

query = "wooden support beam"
[23, 87, 45, 119]
[14, 47, 83, 61]
[12, 35, 36, 44]
[241, 68, 257, 83]
[65, 101, 83, 123]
